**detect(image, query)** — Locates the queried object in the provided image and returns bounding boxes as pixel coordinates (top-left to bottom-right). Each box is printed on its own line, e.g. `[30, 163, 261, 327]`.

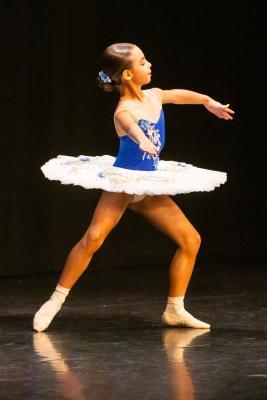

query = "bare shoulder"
[113, 108, 138, 137]
[114, 108, 138, 123]
[149, 87, 183, 105]
[147, 87, 163, 105]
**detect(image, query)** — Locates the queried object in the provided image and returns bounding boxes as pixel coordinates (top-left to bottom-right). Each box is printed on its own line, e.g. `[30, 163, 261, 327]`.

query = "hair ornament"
[98, 70, 112, 83]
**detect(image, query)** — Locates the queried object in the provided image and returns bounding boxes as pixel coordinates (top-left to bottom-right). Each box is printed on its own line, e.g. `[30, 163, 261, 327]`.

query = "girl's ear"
[122, 70, 132, 81]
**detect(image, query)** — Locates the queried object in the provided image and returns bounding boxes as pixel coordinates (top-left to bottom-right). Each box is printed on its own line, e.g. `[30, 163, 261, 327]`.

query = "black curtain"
[1, 1, 265, 276]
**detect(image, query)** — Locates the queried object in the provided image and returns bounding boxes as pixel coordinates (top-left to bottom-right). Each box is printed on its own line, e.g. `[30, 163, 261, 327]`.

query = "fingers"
[207, 101, 235, 120]
[226, 108, 235, 114]
[214, 110, 234, 120]
[222, 104, 234, 113]
[218, 103, 235, 112]
[146, 144, 157, 156]
[222, 105, 235, 114]
[221, 112, 233, 120]
[219, 104, 235, 120]
[147, 145, 158, 156]
[223, 114, 232, 120]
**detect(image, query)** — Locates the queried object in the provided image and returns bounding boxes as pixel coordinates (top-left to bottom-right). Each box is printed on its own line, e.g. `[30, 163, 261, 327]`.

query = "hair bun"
[97, 76, 116, 92]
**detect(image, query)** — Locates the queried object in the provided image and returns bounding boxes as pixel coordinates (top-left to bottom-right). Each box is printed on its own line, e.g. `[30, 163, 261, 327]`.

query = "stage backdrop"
[1, 2, 265, 276]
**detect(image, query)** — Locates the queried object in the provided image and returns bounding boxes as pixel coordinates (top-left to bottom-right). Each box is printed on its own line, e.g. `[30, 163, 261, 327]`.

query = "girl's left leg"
[127, 195, 210, 328]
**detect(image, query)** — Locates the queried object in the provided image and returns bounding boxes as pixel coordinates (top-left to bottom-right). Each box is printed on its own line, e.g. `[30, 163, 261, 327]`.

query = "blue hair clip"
[98, 70, 112, 83]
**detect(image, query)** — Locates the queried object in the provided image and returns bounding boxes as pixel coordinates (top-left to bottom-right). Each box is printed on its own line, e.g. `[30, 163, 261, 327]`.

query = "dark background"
[1, 1, 266, 276]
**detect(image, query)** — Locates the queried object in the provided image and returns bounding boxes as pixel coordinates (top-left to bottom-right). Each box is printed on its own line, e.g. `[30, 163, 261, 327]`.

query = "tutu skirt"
[40, 154, 227, 196]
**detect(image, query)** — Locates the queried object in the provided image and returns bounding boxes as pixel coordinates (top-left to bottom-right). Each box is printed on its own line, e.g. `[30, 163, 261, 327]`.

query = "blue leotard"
[112, 91, 165, 171]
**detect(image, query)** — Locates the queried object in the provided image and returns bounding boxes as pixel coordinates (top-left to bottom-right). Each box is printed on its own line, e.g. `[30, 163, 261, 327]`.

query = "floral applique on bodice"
[138, 118, 162, 169]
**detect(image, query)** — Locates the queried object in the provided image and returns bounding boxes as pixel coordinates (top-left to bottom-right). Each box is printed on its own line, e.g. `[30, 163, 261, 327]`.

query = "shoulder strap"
[114, 107, 141, 121]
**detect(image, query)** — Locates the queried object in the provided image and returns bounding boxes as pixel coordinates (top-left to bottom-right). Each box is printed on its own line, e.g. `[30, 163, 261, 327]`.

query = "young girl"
[33, 42, 234, 332]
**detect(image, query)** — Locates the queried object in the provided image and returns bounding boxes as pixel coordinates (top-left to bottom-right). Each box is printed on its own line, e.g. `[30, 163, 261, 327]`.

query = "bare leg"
[58, 190, 133, 288]
[128, 195, 210, 328]
[168, 246, 200, 297]
[33, 190, 134, 331]
[128, 195, 201, 297]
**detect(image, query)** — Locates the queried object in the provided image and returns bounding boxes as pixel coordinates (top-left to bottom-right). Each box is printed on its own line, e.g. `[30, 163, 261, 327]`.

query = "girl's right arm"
[115, 111, 158, 156]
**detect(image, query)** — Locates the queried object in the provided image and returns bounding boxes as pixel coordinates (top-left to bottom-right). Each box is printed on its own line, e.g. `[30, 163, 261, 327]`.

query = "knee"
[180, 231, 201, 255]
[80, 227, 105, 252]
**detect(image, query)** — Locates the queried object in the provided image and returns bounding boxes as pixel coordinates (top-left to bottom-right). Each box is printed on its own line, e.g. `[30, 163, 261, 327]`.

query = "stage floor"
[0, 262, 266, 399]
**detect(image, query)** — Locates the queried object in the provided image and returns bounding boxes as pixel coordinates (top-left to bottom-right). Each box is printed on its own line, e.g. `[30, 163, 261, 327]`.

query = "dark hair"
[97, 43, 136, 93]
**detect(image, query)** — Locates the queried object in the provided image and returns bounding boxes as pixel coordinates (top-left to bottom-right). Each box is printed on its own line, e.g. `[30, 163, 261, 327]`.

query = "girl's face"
[125, 46, 152, 86]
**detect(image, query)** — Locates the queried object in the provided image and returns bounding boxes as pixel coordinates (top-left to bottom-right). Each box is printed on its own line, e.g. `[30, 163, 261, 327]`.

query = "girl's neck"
[120, 83, 145, 103]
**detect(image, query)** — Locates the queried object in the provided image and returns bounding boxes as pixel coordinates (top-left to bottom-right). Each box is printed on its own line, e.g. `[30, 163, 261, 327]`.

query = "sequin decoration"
[138, 120, 161, 168]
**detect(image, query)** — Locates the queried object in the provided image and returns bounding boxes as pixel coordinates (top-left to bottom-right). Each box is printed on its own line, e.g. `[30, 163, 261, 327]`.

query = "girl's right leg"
[33, 190, 134, 332]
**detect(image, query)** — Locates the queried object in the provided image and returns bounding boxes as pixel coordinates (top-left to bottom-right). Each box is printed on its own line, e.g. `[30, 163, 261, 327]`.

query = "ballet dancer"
[33, 42, 234, 331]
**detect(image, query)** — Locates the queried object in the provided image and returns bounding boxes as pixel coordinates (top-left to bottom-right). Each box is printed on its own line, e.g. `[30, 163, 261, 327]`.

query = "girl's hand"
[204, 99, 235, 120]
[139, 138, 158, 156]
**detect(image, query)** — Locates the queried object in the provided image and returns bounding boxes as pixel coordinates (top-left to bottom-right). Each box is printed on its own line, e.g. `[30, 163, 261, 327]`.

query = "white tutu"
[40, 154, 227, 196]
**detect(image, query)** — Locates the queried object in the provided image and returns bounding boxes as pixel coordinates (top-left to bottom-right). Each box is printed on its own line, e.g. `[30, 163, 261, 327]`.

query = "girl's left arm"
[152, 88, 235, 120]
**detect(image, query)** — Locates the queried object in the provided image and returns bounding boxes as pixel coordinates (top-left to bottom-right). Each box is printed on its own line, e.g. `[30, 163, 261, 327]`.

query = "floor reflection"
[33, 332, 87, 400]
[0, 264, 265, 399]
[162, 328, 210, 400]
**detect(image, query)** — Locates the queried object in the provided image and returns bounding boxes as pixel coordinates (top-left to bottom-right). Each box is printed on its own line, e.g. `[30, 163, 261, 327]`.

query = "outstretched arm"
[152, 88, 235, 120]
